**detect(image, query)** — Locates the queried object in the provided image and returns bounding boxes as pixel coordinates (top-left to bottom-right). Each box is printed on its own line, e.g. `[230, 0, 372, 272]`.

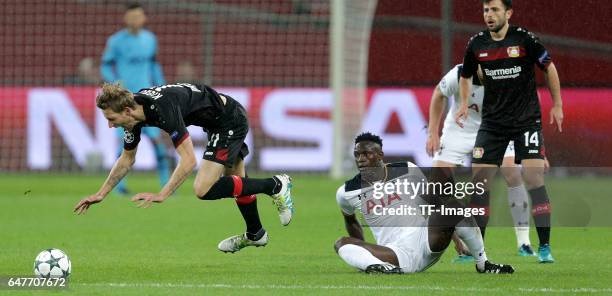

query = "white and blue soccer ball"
[34, 248, 71, 278]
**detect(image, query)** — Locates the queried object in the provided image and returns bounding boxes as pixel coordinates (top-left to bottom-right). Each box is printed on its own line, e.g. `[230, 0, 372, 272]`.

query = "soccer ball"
[33, 249, 71, 278]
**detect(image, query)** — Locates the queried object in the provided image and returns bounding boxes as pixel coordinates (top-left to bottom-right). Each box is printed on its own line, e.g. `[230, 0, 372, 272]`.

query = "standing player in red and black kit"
[455, 0, 563, 263]
[73, 83, 295, 253]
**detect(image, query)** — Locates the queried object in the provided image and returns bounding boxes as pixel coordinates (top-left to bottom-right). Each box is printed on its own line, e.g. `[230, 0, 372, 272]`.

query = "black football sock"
[469, 190, 490, 239]
[235, 194, 264, 239]
[529, 186, 551, 246]
[198, 176, 279, 200]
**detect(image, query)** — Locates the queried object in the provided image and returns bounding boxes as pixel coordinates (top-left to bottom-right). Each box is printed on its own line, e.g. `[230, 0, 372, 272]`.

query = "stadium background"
[1, 0, 611, 173]
[1, 1, 612, 294]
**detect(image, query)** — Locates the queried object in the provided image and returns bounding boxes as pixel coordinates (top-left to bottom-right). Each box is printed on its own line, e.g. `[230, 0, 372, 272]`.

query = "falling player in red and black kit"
[74, 83, 295, 253]
[455, 0, 563, 263]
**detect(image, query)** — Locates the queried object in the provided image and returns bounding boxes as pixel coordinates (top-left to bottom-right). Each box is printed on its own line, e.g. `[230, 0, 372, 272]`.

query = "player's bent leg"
[454, 219, 515, 274]
[469, 164, 497, 239]
[501, 157, 534, 255]
[334, 237, 402, 274]
[217, 159, 268, 251]
[429, 164, 474, 262]
[194, 159, 293, 225]
[193, 159, 225, 198]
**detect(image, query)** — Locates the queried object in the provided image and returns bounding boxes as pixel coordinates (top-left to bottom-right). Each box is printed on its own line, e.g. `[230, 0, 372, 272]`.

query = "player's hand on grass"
[74, 194, 104, 215]
[454, 105, 468, 128]
[550, 105, 563, 132]
[426, 133, 440, 157]
[131, 193, 166, 208]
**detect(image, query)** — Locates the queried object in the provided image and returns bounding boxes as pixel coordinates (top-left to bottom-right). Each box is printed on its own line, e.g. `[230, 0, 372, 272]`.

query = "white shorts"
[433, 132, 515, 166]
[384, 227, 443, 273]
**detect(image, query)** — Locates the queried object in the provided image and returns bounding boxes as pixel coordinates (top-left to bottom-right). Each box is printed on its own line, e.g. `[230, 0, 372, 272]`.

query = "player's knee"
[193, 182, 213, 199]
[522, 170, 544, 189]
[501, 168, 523, 187]
[334, 236, 355, 253]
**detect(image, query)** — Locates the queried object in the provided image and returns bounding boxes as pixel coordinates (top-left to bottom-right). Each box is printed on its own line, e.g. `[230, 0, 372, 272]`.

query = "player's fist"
[131, 192, 166, 208]
[73, 194, 104, 215]
[550, 105, 563, 132]
[454, 105, 468, 128]
[426, 133, 441, 157]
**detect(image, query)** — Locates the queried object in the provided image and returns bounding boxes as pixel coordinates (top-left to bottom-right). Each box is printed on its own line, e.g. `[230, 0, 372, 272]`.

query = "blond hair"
[96, 83, 135, 112]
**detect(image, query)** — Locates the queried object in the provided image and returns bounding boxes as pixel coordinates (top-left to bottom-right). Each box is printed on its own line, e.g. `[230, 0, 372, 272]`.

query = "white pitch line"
[77, 283, 612, 293]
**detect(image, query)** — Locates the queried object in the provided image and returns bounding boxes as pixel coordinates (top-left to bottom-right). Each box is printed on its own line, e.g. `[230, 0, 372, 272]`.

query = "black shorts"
[472, 125, 545, 165]
[202, 96, 250, 168]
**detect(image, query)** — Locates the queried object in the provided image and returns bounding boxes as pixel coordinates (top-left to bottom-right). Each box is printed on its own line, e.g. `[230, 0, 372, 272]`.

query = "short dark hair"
[354, 132, 383, 147]
[482, 0, 512, 10]
[126, 2, 143, 11]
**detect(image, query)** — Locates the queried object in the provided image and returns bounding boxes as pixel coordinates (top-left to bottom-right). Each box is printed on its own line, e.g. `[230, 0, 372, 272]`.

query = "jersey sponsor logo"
[484, 66, 522, 80]
[479, 52, 488, 58]
[204, 151, 213, 156]
[529, 149, 539, 154]
[123, 130, 135, 143]
[473, 147, 484, 159]
[507, 46, 520, 58]
[365, 193, 402, 215]
[468, 103, 480, 113]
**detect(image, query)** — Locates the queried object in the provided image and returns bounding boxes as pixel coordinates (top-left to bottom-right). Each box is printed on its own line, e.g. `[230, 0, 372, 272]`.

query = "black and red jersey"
[123, 83, 235, 150]
[460, 26, 552, 130]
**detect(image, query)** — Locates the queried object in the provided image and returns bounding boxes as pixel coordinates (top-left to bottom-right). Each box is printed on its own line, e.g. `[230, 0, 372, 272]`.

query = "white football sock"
[455, 220, 488, 270]
[508, 185, 531, 247]
[337, 244, 386, 271]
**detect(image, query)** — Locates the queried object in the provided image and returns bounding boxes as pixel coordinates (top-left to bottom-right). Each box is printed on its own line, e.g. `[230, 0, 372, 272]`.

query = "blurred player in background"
[334, 132, 513, 274]
[427, 64, 537, 257]
[456, 0, 563, 263]
[74, 83, 295, 252]
[101, 2, 169, 195]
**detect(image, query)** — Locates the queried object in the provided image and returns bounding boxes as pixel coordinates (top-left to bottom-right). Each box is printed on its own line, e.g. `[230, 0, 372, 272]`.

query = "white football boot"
[271, 174, 295, 226]
[218, 232, 269, 253]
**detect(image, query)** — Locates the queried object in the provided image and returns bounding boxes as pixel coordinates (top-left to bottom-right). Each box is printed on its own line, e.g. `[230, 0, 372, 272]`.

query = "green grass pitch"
[1, 173, 611, 295]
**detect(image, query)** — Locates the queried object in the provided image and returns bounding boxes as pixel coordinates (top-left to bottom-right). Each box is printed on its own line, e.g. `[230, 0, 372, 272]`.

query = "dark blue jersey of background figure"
[460, 26, 552, 130]
[123, 83, 229, 150]
[101, 29, 165, 92]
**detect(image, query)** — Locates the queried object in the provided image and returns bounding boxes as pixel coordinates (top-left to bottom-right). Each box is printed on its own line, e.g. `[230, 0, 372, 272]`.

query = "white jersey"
[335, 162, 427, 246]
[336, 162, 443, 273]
[439, 64, 484, 139]
[434, 64, 514, 165]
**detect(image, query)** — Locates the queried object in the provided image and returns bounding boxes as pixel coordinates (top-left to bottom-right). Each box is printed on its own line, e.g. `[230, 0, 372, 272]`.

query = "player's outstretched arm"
[454, 77, 472, 128]
[543, 62, 563, 132]
[74, 148, 137, 214]
[131, 137, 197, 208]
[427, 86, 447, 156]
[342, 213, 365, 241]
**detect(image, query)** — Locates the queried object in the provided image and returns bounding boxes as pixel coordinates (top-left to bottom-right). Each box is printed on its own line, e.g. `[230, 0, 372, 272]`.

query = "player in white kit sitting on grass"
[334, 132, 514, 274]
